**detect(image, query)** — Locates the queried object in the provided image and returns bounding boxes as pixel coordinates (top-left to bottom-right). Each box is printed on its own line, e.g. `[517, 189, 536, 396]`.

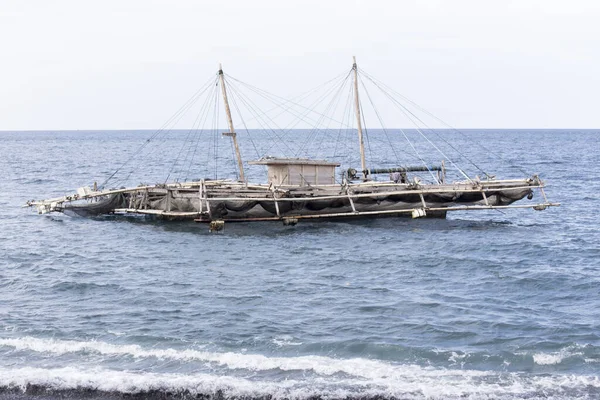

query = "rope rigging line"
[118, 97, 207, 187]
[295, 70, 353, 158]
[229, 72, 350, 172]
[360, 70, 489, 179]
[180, 83, 220, 178]
[224, 78, 293, 151]
[354, 71, 440, 182]
[278, 72, 354, 152]
[229, 131, 239, 180]
[165, 97, 214, 183]
[183, 80, 221, 182]
[359, 69, 527, 177]
[227, 75, 346, 156]
[270, 74, 351, 158]
[224, 77, 261, 160]
[341, 79, 368, 170]
[312, 74, 350, 161]
[223, 78, 296, 156]
[358, 97, 373, 169]
[212, 79, 220, 179]
[227, 73, 348, 125]
[168, 78, 219, 183]
[357, 74, 420, 165]
[113, 77, 219, 188]
[227, 73, 358, 161]
[360, 71, 471, 182]
[380, 87, 470, 182]
[227, 73, 356, 135]
[99, 64, 527, 189]
[333, 79, 356, 163]
[99, 76, 217, 189]
[397, 126, 441, 183]
[229, 96, 288, 159]
[226, 72, 367, 162]
[278, 72, 353, 135]
[226, 72, 350, 131]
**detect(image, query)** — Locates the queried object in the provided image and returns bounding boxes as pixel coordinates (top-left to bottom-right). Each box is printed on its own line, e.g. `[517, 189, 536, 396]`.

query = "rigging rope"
[224, 77, 261, 159]
[355, 72, 439, 182]
[183, 81, 220, 181]
[360, 69, 527, 177]
[227, 72, 350, 130]
[100, 76, 217, 189]
[115, 78, 219, 188]
[296, 70, 353, 158]
[333, 79, 355, 160]
[170, 78, 219, 183]
[227, 74, 355, 135]
[213, 80, 220, 179]
[357, 75, 421, 164]
[360, 70, 471, 182]
[224, 78, 296, 155]
[99, 63, 526, 189]
[362, 70, 487, 179]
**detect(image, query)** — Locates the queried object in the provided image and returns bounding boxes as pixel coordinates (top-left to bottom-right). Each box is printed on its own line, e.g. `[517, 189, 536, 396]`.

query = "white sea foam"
[0, 366, 297, 398]
[448, 351, 467, 365]
[1, 337, 599, 399]
[0, 365, 598, 400]
[0, 336, 484, 381]
[272, 335, 302, 347]
[533, 352, 565, 365]
[532, 346, 584, 365]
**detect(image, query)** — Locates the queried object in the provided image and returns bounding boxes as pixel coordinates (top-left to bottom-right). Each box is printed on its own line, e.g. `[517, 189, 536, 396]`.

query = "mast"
[218, 63, 245, 182]
[352, 56, 367, 178]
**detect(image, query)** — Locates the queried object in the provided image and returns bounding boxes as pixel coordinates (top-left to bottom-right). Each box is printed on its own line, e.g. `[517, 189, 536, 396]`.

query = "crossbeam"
[194, 202, 560, 223]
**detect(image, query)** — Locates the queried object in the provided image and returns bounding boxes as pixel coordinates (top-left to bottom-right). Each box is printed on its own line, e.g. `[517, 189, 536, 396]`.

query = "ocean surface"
[0, 129, 599, 399]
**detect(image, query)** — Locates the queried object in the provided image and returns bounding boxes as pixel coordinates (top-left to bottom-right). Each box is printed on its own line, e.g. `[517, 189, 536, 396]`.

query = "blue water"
[0, 129, 599, 399]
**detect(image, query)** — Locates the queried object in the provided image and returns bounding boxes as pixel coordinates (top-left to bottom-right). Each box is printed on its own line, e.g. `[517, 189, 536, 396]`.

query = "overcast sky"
[1, 0, 598, 130]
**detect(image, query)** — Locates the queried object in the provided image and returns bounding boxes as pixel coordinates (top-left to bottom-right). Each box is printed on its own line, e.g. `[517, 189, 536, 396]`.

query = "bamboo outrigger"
[26, 58, 559, 228]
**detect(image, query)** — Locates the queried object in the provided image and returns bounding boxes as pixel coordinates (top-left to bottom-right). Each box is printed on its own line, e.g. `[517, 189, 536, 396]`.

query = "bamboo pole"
[26, 182, 549, 209]
[352, 56, 367, 177]
[218, 64, 245, 182]
[25, 176, 546, 208]
[193, 202, 561, 223]
[190, 184, 545, 202]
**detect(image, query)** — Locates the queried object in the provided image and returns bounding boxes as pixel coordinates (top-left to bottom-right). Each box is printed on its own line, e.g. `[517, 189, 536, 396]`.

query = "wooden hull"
[31, 178, 554, 223]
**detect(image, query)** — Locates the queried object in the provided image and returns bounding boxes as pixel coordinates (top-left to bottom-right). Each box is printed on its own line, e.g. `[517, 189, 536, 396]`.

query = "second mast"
[352, 56, 367, 178]
[218, 64, 245, 182]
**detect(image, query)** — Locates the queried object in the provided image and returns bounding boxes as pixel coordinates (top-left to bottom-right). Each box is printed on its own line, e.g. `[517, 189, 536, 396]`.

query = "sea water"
[0, 129, 598, 399]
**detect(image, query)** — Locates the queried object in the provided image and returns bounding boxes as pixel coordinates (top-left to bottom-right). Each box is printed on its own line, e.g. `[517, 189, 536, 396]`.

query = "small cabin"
[249, 157, 340, 186]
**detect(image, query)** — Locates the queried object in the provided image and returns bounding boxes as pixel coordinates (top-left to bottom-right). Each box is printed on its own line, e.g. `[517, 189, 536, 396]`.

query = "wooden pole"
[193, 201, 560, 223]
[352, 56, 367, 178]
[218, 64, 245, 182]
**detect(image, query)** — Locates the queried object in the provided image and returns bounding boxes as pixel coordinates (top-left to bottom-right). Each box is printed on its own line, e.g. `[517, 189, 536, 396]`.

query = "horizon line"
[1, 128, 599, 133]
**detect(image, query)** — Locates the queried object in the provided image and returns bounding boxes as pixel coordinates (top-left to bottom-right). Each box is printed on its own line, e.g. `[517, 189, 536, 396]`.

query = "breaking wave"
[0, 336, 483, 380]
[0, 365, 599, 400]
[1, 338, 600, 399]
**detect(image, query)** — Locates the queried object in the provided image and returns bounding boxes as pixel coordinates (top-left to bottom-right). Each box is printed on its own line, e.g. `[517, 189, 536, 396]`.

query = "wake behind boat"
[26, 58, 559, 228]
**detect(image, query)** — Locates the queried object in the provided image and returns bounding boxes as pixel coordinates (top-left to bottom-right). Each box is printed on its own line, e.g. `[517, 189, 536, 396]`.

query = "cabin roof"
[249, 157, 340, 167]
